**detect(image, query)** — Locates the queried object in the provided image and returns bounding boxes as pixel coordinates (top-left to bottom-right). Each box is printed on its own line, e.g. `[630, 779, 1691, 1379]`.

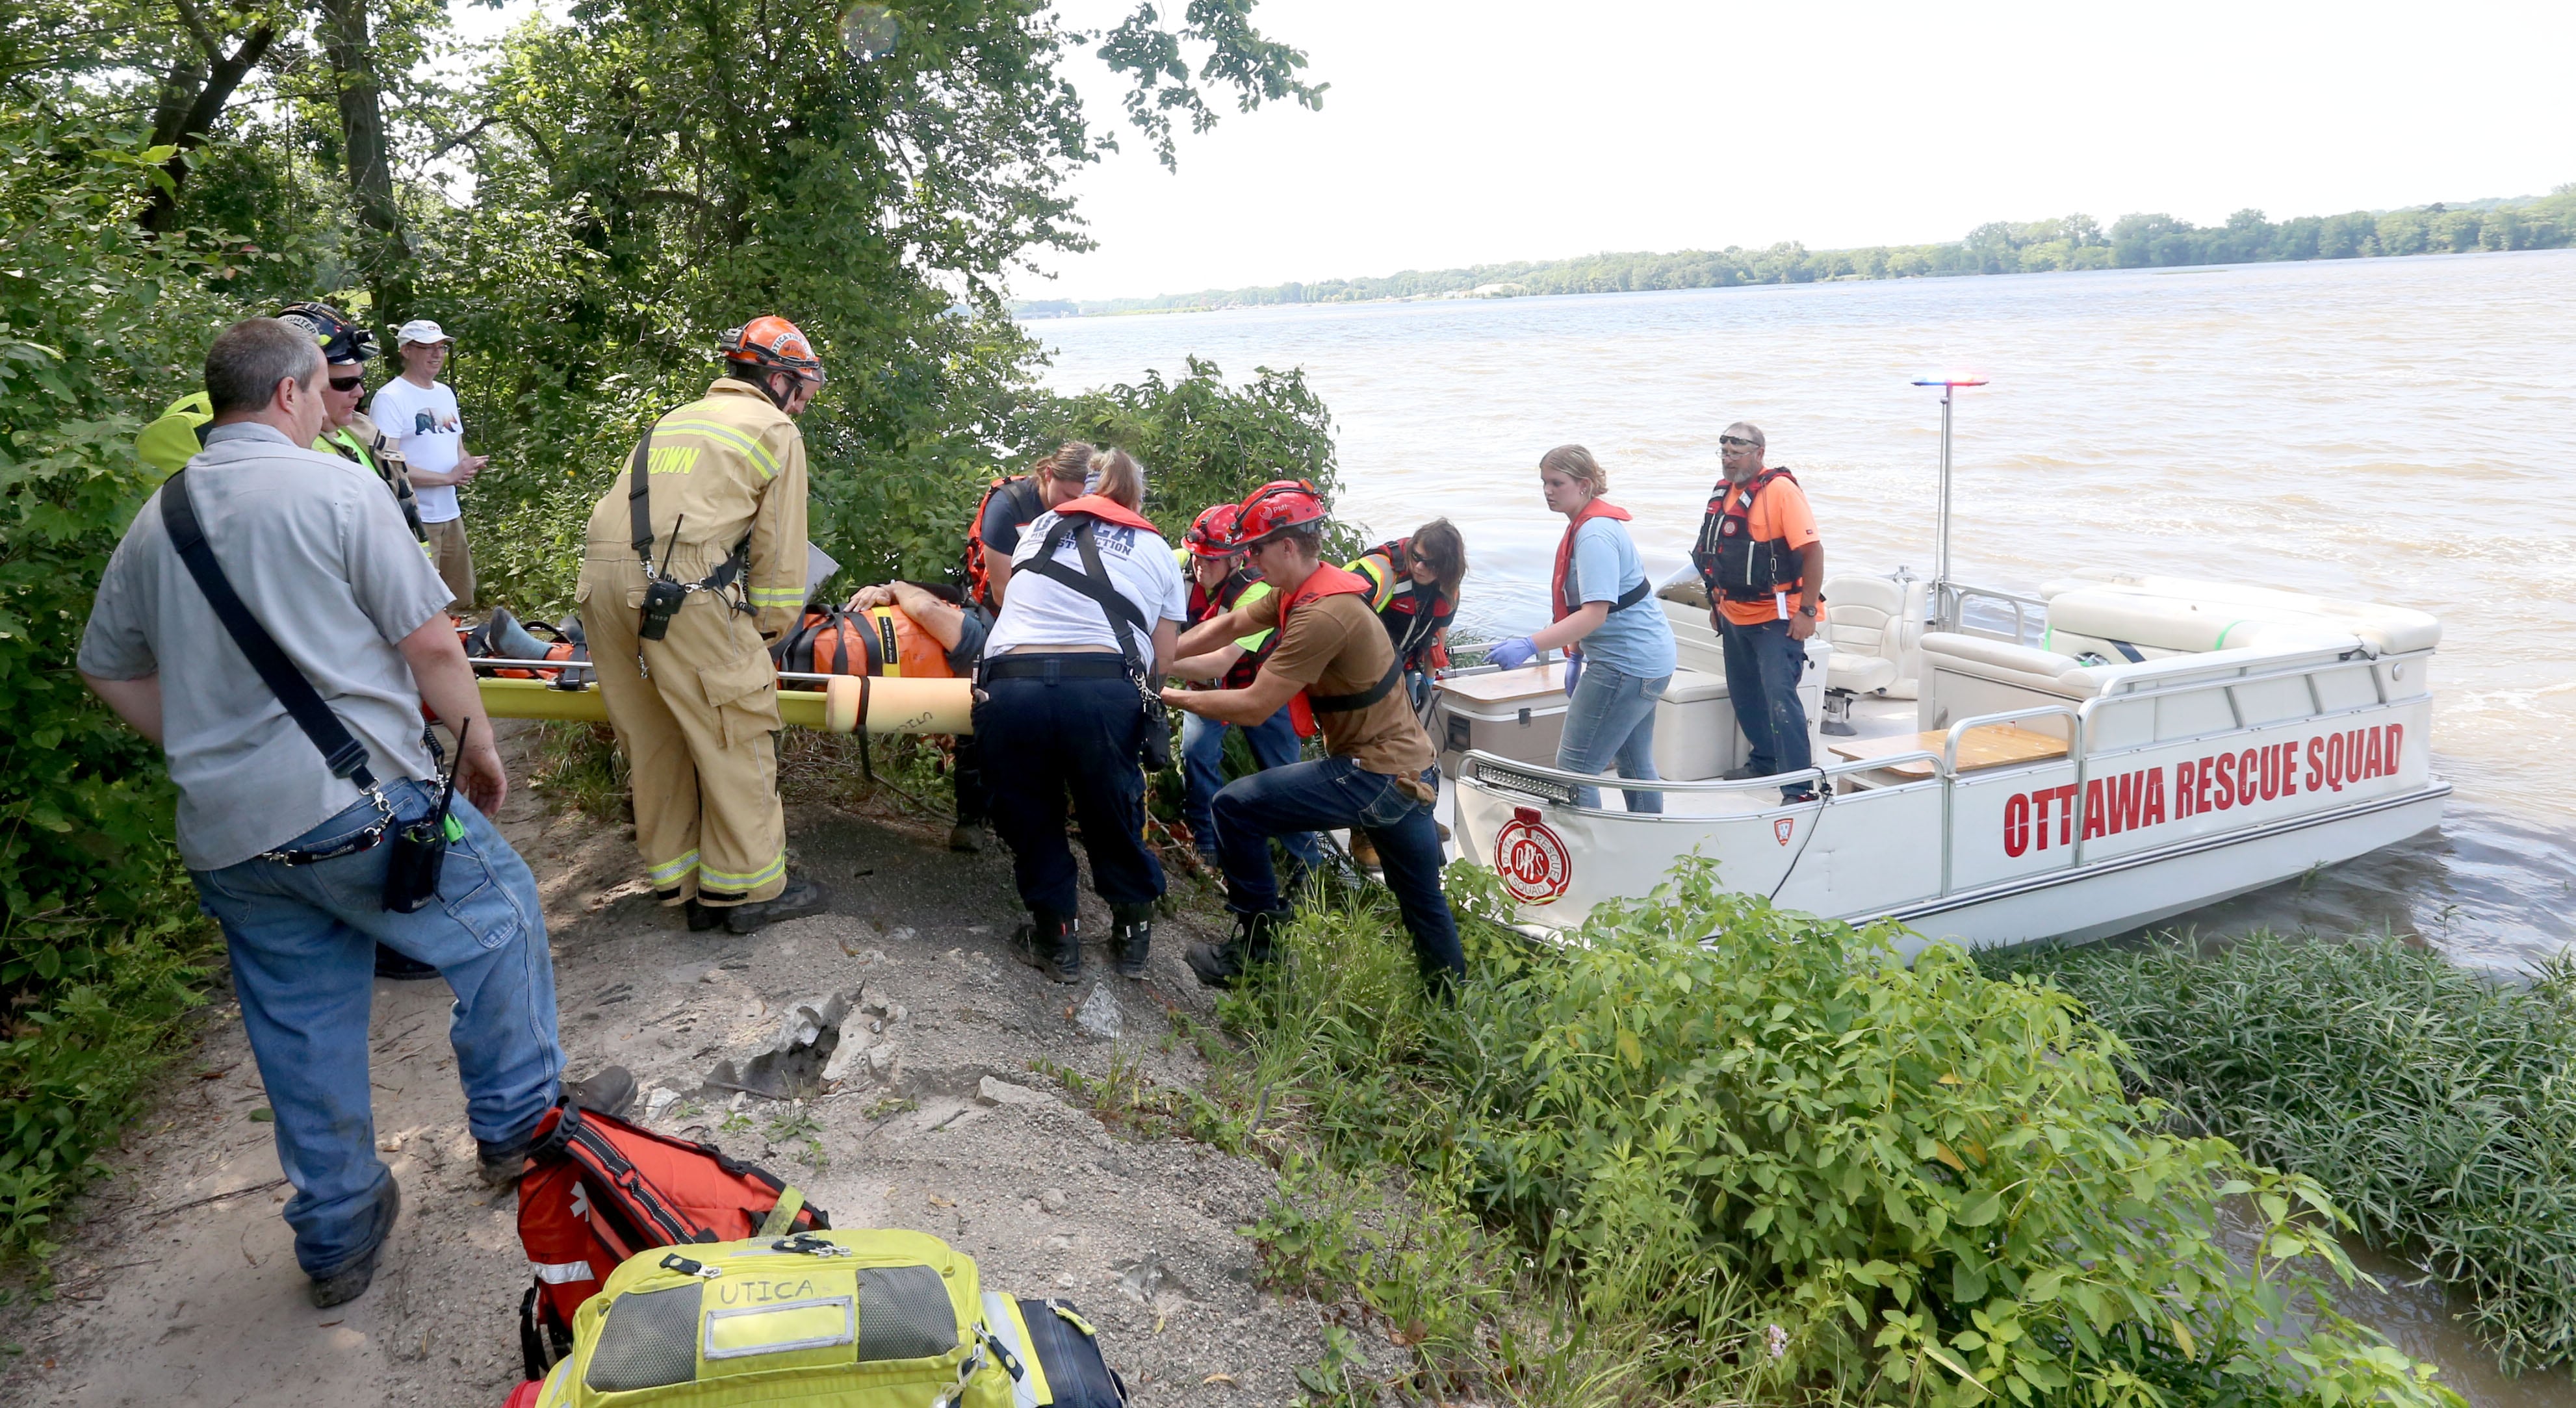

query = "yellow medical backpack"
[513, 1227, 1126, 1408]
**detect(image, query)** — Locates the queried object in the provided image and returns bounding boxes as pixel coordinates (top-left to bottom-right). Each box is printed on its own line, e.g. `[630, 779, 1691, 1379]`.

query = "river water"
[1030, 250, 2576, 977]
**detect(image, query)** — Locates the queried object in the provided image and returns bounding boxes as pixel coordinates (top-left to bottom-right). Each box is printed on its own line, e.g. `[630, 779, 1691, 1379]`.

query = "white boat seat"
[2042, 588, 2358, 661]
[1820, 574, 1914, 698]
[2037, 574, 2440, 656]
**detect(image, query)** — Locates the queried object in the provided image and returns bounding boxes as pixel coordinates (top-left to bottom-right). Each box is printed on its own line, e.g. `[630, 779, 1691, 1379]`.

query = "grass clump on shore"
[1228, 859, 2457, 1407]
[1989, 934, 2576, 1377]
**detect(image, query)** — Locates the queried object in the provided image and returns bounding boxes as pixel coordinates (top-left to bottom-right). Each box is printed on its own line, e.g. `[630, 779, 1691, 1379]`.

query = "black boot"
[1110, 902, 1154, 979]
[1012, 911, 1081, 984]
[723, 874, 832, 935]
[476, 1066, 638, 1186]
[684, 899, 723, 932]
[1185, 909, 1283, 990]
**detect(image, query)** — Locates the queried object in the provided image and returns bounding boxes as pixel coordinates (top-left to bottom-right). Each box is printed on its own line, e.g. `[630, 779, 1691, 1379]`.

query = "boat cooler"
[1437, 642, 1830, 786]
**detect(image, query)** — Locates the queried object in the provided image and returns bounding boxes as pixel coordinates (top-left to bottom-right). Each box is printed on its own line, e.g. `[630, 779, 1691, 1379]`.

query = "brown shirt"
[1244, 589, 1435, 785]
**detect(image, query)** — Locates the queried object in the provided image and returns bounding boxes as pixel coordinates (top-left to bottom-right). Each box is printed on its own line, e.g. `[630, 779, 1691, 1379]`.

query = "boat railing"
[1933, 580, 2050, 645]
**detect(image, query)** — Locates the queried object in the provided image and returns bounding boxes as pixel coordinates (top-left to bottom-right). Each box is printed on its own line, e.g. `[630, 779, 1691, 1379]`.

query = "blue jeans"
[974, 666, 1166, 918]
[1718, 616, 1813, 797]
[1555, 658, 1669, 813]
[1180, 707, 1323, 869]
[188, 778, 563, 1277]
[1211, 757, 1464, 986]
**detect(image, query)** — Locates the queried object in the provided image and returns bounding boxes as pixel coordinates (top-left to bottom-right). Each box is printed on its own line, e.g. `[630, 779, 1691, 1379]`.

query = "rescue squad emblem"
[1493, 813, 1571, 904]
[1774, 817, 1795, 846]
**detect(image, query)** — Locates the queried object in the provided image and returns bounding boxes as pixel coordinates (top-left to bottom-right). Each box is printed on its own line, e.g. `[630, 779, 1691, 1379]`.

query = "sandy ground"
[0, 739, 1387, 1406]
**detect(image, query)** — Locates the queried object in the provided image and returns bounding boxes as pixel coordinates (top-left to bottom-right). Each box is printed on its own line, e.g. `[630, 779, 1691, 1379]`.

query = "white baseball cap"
[396, 318, 452, 346]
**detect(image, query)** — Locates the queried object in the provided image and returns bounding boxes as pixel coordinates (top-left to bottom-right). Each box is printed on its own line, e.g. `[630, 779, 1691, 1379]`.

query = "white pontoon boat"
[1439, 389, 2446, 954]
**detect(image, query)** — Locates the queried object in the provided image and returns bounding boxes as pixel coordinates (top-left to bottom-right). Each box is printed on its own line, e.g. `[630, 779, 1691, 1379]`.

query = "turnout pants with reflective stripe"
[580, 556, 786, 905]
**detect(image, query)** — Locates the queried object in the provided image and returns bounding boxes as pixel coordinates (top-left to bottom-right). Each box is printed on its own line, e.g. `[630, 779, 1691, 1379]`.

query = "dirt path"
[0, 738, 1378, 1405]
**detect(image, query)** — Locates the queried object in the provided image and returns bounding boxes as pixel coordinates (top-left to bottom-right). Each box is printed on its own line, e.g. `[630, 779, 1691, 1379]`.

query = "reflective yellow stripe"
[647, 851, 701, 886]
[660, 419, 781, 480]
[702, 1296, 854, 1359]
[747, 586, 805, 604]
[699, 851, 785, 892]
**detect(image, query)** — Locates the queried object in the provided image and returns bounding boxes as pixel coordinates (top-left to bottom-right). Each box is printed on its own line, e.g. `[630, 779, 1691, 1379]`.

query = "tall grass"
[1989, 934, 2576, 1376]
[1225, 862, 2458, 1407]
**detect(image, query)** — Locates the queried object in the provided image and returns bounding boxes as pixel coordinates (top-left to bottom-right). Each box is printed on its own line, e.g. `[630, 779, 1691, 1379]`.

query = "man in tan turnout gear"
[577, 317, 832, 935]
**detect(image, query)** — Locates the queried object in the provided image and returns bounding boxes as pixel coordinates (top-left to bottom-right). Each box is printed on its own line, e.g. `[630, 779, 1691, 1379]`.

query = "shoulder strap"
[1307, 656, 1404, 714]
[1021, 518, 1155, 648]
[159, 471, 378, 789]
[626, 421, 657, 561]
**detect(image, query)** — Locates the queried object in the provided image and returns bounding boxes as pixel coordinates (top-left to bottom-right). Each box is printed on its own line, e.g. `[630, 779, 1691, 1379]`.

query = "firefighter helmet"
[1231, 480, 1328, 548]
[719, 316, 825, 385]
[1185, 503, 1244, 557]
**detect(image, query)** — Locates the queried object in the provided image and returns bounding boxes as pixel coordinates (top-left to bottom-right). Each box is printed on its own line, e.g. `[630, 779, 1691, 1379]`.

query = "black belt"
[979, 654, 1131, 682]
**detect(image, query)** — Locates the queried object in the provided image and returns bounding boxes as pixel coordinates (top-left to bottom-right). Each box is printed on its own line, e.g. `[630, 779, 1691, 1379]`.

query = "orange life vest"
[1274, 563, 1402, 737]
[1551, 498, 1651, 622]
[1692, 467, 1804, 604]
[961, 474, 1046, 609]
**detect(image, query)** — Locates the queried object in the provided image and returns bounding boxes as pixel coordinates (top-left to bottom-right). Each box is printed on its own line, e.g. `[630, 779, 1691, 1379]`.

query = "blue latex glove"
[1563, 648, 1584, 697]
[1486, 635, 1538, 671]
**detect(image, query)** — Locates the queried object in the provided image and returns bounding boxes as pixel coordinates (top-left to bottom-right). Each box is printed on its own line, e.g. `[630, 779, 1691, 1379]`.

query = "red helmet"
[719, 315, 825, 384]
[1231, 480, 1328, 548]
[1184, 504, 1244, 557]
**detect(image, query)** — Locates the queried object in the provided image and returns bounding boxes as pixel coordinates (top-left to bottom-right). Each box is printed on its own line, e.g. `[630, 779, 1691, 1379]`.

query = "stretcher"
[473, 664, 973, 735]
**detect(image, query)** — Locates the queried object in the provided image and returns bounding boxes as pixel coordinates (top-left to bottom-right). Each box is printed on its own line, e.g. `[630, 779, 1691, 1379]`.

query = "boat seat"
[2038, 574, 2440, 656]
[2042, 588, 2357, 661]
[1820, 574, 1921, 699]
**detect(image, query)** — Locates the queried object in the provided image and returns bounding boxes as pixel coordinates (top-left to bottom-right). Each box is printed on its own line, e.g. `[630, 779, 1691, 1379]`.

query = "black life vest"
[962, 474, 1048, 610]
[1692, 467, 1805, 604]
[1361, 537, 1453, 669]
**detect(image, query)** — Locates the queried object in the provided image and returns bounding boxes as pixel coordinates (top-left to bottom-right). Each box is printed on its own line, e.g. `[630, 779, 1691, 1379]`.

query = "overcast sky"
[450, 1, 2575, 303]
[1028, 0, 2574, 301]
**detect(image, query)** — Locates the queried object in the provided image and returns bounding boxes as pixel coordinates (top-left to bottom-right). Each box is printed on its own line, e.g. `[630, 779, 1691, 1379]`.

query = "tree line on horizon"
[1018, 186, 2576, 316]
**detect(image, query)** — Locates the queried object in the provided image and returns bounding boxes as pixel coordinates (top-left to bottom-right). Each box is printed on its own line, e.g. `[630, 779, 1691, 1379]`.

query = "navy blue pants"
[974, 664, 1165, 919]
[1718, 615, 1812, 796]
[1213, 756, 1463, 987]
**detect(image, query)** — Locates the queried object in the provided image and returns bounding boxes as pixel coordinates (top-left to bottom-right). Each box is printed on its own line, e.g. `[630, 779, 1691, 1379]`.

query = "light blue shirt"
[1565, 516, 1675, 678]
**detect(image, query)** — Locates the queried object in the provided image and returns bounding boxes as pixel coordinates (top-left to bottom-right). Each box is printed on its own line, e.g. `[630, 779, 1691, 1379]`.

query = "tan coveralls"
[576, 379, 810, 906]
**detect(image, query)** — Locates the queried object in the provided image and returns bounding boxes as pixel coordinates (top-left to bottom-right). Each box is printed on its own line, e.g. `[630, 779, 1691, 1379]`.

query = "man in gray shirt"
[79, 317, 628, 1307]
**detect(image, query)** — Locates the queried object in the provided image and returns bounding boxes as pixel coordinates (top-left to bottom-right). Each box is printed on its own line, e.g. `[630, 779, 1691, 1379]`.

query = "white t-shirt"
[368, 376, 466, 522]
[981, 510, 1188, 662]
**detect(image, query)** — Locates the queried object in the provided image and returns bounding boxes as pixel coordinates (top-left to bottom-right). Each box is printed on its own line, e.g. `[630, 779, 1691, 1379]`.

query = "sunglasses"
[1718, 435, 1759, 449]
[329, 375, 365, 392]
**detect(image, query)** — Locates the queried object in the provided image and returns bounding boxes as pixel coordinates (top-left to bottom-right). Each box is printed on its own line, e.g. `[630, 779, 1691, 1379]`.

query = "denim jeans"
[1718, 615, 1813, 797]
[1555, 658, 1670, 813]
[974, 665, 1165, 918]
[188, 778, 563, 1277]
[1179, 706, 1323, 869]
[1211, 757, 1464, 986]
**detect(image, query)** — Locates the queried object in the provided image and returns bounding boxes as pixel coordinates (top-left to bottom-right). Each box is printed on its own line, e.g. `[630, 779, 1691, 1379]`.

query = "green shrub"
[1988, 934, 2576, 1376]
[0, 109, 242, 1262]
[1229, 860, 2458, 1407]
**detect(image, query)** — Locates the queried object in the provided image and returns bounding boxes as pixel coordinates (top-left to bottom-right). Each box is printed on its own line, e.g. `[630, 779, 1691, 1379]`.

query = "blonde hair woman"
[1484, 445, 1678, 813]
[977, 446, 1187, 982]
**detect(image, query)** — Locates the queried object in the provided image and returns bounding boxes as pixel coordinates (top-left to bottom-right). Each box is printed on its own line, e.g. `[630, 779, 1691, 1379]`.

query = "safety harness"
[1274, 563, 1404, 738]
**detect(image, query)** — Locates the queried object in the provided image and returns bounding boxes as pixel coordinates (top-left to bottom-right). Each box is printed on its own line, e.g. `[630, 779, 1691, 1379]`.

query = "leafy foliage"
[1228, 859, 2460, 1407]
[1030, 353, 1341, 539]
[0, 110, 238, 1260]
[1989, 934, 2576, 1377]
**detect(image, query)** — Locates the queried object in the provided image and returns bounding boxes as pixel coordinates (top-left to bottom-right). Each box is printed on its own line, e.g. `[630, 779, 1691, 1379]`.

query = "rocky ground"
[0, 728, 1393, 1406]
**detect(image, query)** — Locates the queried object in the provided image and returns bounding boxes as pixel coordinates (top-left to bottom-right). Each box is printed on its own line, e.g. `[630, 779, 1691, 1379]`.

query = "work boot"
[723, 875, 832, 935]
[1720, 764, 1762, 782]
[373, 942, 439, 981]
[1346, 831, 1381, 873]
[1012, 912, 1081, 984]
[1185, 910, 1284, 990]
[684, 899, 723, 932]
[307, 1179, 402, 1309]
[1110, 903, 1154, 979]
[947, 821, 985, 854]
[476, 1066, 639, 1187]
